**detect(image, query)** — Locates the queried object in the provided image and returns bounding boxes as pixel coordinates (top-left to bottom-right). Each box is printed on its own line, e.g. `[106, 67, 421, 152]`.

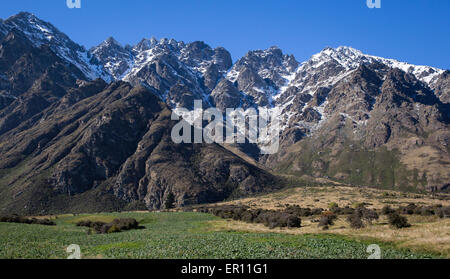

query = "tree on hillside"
[165, 192, 176, 209]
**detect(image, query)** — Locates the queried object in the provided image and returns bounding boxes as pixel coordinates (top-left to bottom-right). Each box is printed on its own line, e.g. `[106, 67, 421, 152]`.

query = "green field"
[0, 212, 440, 259]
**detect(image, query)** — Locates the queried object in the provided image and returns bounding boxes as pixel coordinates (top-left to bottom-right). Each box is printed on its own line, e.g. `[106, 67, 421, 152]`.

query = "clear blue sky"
[0, 0, 449, 69]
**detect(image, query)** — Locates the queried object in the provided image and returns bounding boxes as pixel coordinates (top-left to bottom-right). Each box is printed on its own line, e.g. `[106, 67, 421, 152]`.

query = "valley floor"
[0, 210, 446, 259]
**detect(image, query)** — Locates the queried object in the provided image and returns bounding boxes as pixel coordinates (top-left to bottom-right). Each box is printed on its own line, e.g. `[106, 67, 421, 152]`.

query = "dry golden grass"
[400, 145, 450, 186]
[215, 185, 450, 210]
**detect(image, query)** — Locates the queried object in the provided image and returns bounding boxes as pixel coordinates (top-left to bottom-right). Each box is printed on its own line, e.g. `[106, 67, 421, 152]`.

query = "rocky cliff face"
[0, 79, 278, 215]
[90, 37, 232, 110]
[265, 64, 449, 191]
[432, 70, 450, 104]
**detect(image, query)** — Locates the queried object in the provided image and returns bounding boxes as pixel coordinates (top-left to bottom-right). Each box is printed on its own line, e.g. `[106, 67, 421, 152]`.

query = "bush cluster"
[194, 201, 449, 231]
[346, 207, 379, 229]
[197, 205, 304, 229]
[387, 213, 411, 229]
[318, 212, 337, 230]
[76, 218, 142, 234]
[382, 204, 450, 218]
[284, 205, 324, 217]
[323, 203, 359, 215]
[381, 205, 396, 215]
[347, 214, 365, 229]
[0, 215, 55, 226]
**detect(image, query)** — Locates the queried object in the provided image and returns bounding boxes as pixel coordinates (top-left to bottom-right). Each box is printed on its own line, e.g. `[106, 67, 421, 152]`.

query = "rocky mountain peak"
[223, 46, 300, 107]
[90, 37, 132, 80]
[235, 46, 299, 74]
[103, 36, 122, 47]
[134, 37, 183, 53]
[4, 11, 70, 48]
[311, 46, 367, 69]
[133, 37, 157, 52]
[1, 11, 110, 82]
[306, 46, 444, 86]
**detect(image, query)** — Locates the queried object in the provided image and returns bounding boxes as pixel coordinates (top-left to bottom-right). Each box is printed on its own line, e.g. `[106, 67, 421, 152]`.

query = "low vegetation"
[346, 207, 379, 229]
[318, 212, 337, 230]
[0, 215, 55, 226]
[76, 218, 143, 234]
[194, 202, 434, 232]
[0, 212, 442, 259]
[196, 205, 302, 229]
[387, 213, 411, 229]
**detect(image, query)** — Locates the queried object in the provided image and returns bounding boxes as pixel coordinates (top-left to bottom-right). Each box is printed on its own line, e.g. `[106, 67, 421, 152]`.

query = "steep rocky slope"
[265, 64, 449, 191]
[0, 80, 278, 215]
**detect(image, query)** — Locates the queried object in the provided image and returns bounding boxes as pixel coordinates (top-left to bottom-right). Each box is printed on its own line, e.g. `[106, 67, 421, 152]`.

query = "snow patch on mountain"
[308, 46, 444, 86]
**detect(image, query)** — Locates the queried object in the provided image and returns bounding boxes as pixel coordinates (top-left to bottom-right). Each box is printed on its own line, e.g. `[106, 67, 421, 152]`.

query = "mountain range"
[0, 12, 448, 214]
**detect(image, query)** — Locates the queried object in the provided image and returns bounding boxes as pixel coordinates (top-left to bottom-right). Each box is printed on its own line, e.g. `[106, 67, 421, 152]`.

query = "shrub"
[0, 215, 55, 226]
[330, 206, 342, 214]
[195, 207, 210, 214]
[443, 206, 450, 217]
[285, 205, 312, 217]
[311, 208, 324, 215]
[282, 214, 301, 228]
[107, 225, 121, 234]
[231, 207, 247, 220]
[318, 212, 337, 229]
[35, 219, 56, 226]
[76, 218, 142, 234]
[111, 218, 140, 230]
[254, 211, 275, 227]
[361, 208, 379, 224]
[419, 206, 437, 216]
[388, 213, 411, 229]
[210, 206, 303, 229]
[401, 203, 417, 215]
[436, 206, 450, 218]
[381, 205, 395, 215]
[164, 192, 176, 209]
[76, 220, 92, 227]
[241, 211, 256, 223]
[347, 213, 365, 229]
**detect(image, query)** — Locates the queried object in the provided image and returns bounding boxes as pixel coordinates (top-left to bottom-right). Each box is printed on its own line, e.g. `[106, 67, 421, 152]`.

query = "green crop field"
[0, 212, 440, 259]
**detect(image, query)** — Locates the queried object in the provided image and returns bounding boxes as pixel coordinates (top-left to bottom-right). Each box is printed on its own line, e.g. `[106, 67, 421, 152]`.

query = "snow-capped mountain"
[89, 37, 133, 80]
[224, 46, 298, 107]
[87, 34, 449, 152]
[0, 12, 449, 201]
[292, 46, 443, 90]
[90, 37, 232, 108]
[1, 12, 446, 136]
[261, 46, 446, 132]
[0, 12, 110, 81]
